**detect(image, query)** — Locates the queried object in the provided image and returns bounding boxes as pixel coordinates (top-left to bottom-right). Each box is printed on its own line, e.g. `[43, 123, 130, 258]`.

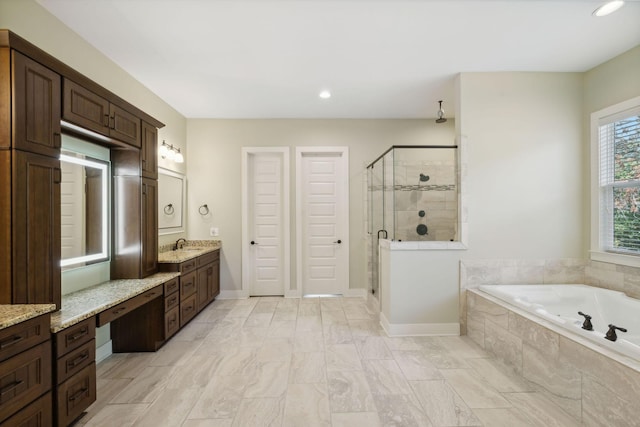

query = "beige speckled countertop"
[50, 272, 180, 333]
[157, 240, 221, 264]
[0, 304, 57, 330]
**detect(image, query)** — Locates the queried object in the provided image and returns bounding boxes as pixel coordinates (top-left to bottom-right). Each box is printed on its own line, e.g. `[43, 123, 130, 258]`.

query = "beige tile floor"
[77, 296, 581, 427]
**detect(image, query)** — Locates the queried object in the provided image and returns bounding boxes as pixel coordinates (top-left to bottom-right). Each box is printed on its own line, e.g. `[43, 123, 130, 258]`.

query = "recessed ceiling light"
[319, 90, 331, 99]
[593, 1, 625, 17]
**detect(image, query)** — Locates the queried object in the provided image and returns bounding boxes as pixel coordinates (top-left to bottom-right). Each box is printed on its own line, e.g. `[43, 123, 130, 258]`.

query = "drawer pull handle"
[169, 297, 177, 305]
[0, 335, 24, 349]
[145, 292, 156, 298]
[69, 387, 89, 402]
[186, 306, 193, 312]
[113, 307, 127, 314]
[67, 352, 89, 369]
[67, 328, 88, 342]
[0, 380, 24, 395]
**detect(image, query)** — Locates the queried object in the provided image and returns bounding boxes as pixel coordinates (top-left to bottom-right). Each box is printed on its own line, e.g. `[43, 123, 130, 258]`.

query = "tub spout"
[578, 311, 593, 331]
[605, 324, 627, 342]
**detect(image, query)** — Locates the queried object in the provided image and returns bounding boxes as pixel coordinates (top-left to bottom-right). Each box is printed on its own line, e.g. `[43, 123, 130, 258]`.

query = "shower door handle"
[250, 241, 258, 245]
[333, 240, 342, 244]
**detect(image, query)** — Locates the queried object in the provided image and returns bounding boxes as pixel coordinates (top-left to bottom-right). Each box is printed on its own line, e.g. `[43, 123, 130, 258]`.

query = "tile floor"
[77, 296, 581, 426]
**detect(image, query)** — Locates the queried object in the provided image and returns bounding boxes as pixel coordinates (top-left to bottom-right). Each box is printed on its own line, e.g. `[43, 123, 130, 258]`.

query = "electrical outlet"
[210, 227, 219, 237]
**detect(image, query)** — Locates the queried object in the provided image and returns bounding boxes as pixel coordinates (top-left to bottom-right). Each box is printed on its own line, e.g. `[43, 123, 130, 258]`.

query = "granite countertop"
[0, 304, 57, 330]
[50, 272, 180, 333]
[158, 240, 222, 264]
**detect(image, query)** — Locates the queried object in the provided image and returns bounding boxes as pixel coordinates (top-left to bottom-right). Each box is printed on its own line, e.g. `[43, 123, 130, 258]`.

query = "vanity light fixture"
[592, 1, 624, 16]
[319, 90, 331, 99]
[160, 140, 184, 163]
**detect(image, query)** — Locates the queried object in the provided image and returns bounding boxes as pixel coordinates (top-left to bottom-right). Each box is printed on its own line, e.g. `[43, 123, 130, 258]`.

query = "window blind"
[599, 110, 640, 254]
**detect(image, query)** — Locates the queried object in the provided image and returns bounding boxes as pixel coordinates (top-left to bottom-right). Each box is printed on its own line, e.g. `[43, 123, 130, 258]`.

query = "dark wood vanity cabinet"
[111, 176, 158, 280]
[63, 78, 141, 148]
[160, 249, 221, 328]
[0, 46, 62, 308]
[52, 318, 96, 427]
[0, 314, 52, 426]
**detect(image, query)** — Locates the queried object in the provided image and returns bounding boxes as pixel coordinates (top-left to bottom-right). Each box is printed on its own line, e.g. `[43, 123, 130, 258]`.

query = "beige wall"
[186, 119, 456, 292]
[458, 72, 584, 259]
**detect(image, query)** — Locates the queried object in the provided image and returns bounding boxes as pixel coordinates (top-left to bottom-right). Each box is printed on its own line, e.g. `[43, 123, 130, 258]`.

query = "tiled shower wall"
[459, 258, 640, 334]
[393, 160, 457, 241]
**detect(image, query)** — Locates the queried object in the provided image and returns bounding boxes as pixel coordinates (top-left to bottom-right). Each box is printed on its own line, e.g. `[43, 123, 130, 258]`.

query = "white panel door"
[248, 153, 284, 296]
[300, 151, 348, 295]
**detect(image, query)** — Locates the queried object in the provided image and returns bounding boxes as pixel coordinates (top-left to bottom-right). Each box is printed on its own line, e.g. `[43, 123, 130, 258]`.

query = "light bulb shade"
[593, 1, 624, 16]
[159, 143, 169, 158]
[166, 148, 176, 160]
[174, 151, 184, 163]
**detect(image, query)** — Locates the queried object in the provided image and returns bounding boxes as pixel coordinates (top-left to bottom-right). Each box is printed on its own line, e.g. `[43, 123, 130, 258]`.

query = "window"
[591, 96, 640, 266]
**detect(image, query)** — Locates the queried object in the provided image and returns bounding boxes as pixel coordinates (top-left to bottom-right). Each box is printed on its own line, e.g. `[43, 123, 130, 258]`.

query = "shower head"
[436, 100, 447, 123]
[419, 173, 430, 182]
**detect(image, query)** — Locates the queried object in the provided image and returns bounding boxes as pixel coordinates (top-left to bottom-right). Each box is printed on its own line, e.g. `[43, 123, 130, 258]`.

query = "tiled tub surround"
[459, 258, 640, 334]
[467, 288, 640, 425]
[51, 272, 181, 332]
[0, 304, 56, 329]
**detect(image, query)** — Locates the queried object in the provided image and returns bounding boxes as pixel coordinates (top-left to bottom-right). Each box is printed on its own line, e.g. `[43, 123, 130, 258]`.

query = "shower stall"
[366, 145, 459, 297]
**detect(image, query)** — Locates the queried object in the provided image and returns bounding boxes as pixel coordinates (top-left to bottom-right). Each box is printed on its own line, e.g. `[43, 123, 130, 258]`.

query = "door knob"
[334, 239, 342, 244]
[250, 241, 258, 245]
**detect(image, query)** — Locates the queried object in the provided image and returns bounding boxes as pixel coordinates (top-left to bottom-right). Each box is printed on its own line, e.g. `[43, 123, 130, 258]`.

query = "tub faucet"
[174, 238, 187, 250]
[577, 312, 593, 331]
[605, 324, 627, 342]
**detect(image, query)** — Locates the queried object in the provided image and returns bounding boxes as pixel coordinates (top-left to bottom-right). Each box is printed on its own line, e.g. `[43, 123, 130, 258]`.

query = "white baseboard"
[343, 288, 367, 298]
[96, 340, 112, 364]
[218, 290, 249, 299]
[380, 312, 460, 337]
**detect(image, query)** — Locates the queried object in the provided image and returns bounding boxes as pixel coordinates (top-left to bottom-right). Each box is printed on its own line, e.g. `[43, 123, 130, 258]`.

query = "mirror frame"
[158, 167, 187, 235]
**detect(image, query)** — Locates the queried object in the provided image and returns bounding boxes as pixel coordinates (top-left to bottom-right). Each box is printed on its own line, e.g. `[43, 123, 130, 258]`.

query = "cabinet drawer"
[56, 339, 95, 385]
[180, 294, 197, 327]
[165, 306, 180, 339]
[0, 314, 50, 363]
[179, 259, 197, 274]
[197, 250, 218, 267]
[54, 318, 95, 358]
[164, 292, 179, 312]
[56, 362, 96, 427]
[180, 271, 197, 299]
[97, 285, 163, 326]
[1, 391, 51, 427]
[164, 277, 179, 296]
[0, 341, 51, 424]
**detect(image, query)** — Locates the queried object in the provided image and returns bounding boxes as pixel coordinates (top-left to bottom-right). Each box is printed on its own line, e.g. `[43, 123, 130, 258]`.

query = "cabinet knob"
[334, 239, 342, 244]
[250, 241, 258, 245]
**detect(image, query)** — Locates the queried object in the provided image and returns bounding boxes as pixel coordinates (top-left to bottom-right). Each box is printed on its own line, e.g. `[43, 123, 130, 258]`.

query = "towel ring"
[164, 204, 174, 215]
[199, 204, 210, 215]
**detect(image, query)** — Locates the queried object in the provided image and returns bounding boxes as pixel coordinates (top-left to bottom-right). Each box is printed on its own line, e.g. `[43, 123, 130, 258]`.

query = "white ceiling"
[37, 0, 640, 119]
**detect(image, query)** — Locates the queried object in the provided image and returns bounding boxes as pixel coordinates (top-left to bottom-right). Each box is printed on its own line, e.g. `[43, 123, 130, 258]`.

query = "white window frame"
[590, 95, 640, 267]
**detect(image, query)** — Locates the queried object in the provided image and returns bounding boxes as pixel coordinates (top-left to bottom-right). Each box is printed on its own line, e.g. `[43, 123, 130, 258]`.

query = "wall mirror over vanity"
[158, 167, 186, 235]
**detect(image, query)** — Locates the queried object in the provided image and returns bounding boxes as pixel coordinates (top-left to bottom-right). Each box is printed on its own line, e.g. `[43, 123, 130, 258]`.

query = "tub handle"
[577, 311, 593, 331]
[605, 324, 627, 342]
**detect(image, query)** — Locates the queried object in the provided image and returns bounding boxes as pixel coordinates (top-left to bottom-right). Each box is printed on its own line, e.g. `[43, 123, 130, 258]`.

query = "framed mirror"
[159, 168, 186, 235]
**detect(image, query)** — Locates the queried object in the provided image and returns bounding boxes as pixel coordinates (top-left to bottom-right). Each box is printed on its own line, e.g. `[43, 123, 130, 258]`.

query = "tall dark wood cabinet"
[141, 121, 158, 179]
[142, 177, 158, 277]
[0, 47, 62, 308]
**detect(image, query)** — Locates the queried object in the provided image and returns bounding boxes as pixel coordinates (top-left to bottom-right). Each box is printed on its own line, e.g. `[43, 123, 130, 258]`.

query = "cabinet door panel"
[196, 266, 209, 312]
[110, 104, 141, 148]
[0, 151, 10, 303]
[141, 121, 157, 179]
[56, 362, 96, 427]
[211, 259, 220, 301]
[12, 51, 61, 157]
[141, 178, 158, 277]
[12, 151, 61, 308]
[63, 79, 109, 137]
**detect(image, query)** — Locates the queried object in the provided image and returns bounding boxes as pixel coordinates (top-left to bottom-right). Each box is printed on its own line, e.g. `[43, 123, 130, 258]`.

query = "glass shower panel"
[369, 161, 384, 296]
[383, 150, 395, 240]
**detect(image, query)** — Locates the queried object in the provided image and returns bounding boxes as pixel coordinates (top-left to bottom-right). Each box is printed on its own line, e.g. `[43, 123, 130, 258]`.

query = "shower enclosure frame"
[366, 144, 460, 298]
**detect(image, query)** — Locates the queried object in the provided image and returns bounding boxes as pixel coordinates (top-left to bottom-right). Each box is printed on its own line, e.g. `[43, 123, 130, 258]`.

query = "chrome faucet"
[174, 238, 187, 250]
